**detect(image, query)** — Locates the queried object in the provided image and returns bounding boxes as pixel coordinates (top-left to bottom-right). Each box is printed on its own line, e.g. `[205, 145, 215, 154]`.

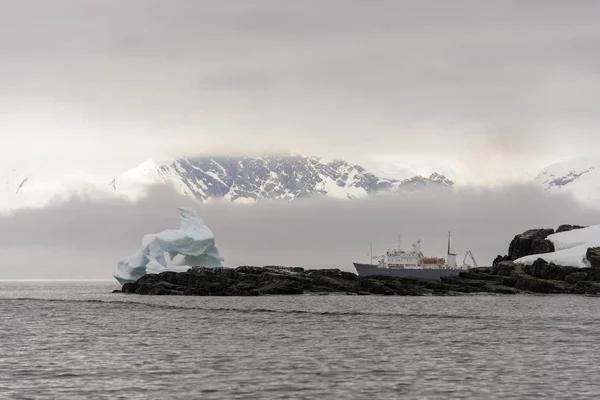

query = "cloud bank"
[0, 184, 598, 280]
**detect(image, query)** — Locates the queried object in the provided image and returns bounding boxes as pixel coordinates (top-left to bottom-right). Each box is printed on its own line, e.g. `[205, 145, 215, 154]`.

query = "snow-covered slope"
[113, 155, 455, 202]
[533, 157, 600, 203]
[109, 159, 193, 201]
[516, 225, 600, 268]
[0, 155, 455, 211]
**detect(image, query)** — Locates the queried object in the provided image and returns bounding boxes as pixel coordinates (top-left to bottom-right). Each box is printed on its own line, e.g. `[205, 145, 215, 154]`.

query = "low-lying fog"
[0, 184, 597, 279]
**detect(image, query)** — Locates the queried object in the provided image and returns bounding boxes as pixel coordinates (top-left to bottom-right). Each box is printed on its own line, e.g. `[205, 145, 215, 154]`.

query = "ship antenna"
[448, 231, 451, 255]
[370, 242, 373, 265]
[398, 234, 402, 251]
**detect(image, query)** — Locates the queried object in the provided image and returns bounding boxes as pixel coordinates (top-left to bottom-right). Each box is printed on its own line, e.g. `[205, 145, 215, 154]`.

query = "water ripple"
[1, 281, 600, 399]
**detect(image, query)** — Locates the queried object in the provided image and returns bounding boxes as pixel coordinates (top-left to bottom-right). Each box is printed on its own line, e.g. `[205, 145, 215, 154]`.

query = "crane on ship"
[462, 250, 478, 269]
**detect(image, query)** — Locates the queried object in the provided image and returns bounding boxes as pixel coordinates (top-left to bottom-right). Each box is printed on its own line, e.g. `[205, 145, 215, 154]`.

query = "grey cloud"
[2, 2, 600, 119]
[1, 1, 600, 178]
[0, 184, 599, 280]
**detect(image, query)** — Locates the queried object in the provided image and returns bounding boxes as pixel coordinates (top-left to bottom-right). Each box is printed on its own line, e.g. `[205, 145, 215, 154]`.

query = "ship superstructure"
[373, 232, 459, 270]
[354, 232, 467, 279]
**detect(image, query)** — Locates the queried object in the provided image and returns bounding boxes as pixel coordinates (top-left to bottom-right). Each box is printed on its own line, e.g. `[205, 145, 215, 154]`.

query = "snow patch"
[533, 157, 600, 205]
[516, 225, 600, 268]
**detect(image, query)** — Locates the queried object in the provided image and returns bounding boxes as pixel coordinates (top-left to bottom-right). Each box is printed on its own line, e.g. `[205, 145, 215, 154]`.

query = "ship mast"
[447, 231, 456, 256]
[446, 231, 458, 268]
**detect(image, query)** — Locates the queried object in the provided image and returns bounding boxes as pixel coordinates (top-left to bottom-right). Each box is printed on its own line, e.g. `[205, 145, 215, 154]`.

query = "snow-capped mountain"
[533, 156, 600, 203]
[0, 155, 454, 212]
[111, 155, 455, 202]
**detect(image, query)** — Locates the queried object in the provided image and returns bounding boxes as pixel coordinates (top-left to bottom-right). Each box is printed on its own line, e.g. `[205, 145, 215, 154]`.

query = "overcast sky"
[1, 1, 599, 184]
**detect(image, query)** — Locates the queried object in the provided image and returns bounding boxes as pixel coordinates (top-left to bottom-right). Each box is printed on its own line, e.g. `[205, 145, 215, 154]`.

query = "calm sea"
[1, 281, 599, 399]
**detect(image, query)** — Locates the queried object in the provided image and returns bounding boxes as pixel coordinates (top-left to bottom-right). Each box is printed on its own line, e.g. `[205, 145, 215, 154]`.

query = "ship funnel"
[447, 231, 456, 256]
[447, 254, 457, 268]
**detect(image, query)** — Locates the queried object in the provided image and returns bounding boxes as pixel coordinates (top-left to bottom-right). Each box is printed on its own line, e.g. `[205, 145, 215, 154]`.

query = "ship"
[353, 232, 473, 280]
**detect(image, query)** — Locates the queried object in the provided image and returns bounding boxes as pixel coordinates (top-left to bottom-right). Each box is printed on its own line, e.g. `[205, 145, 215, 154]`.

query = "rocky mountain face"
[112, 155, 455, 202]
[0, 155, 454, 211]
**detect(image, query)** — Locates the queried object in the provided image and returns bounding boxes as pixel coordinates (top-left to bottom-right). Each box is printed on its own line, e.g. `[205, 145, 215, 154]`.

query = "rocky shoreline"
[116, 225, 600, 296]
[116, 258, 600, 297]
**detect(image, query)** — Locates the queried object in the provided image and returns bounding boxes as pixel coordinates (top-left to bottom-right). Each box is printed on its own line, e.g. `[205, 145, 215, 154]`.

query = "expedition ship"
[353, 232, 473, 280]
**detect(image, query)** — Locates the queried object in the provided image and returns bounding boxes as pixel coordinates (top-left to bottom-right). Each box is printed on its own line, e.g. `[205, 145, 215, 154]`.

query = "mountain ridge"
[0, 154, 456, 212]
[5, 154, 600, 212]
[110, 155, 455, 203]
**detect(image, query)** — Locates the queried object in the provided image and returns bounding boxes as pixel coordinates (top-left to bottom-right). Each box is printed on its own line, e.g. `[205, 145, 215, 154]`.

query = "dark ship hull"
[353, 263, 463, 280]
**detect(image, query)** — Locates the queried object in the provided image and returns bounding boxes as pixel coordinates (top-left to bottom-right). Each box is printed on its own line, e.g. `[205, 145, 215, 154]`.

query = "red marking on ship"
[422, 257, 446, 264]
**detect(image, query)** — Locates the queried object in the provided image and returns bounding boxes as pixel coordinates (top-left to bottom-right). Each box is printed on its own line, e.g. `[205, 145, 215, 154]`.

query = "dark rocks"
[138, 281, 186, 296]
[508, 229, 555, 260]
[118, 261, 600, 296]
[492, 255, 511, 266]
[587, 268, 600, 281]
[513, 275, 566, 294]
[122, 282, 140, 294]
[120, 266, 432, 296]
[490, 261, 517, 276]
[523, 258, 581, 281]
[120, 265, 525, 297]
[575, 281, 600, 295]
[586, 247, 600, 268]
[566, 272, 587, 284]
[505, 224, 586, 261]
[307, 269, 358, 281]
[468, 267, 493, 274]
[501, 277, 514, 286]
[257, 280, 303, 295]
[453, 259, 600, 295]
[458, 271, 503, 282]
[556, 224, 587, 233]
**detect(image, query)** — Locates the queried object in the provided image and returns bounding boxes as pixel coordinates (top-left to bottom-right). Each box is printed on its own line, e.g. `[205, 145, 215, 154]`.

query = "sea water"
[1, 281, 599, 399]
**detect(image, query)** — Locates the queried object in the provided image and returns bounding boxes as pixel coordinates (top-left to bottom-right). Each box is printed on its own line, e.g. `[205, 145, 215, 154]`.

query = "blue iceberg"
[114, 207, 225, 285]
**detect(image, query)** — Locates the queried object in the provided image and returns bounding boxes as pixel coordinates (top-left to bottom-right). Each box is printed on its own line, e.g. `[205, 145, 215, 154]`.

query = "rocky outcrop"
[116, 258, 600, 297]
[508, 229, 555, 260]
[115, 225, 600, 297]
[118, 265, 522, 296]
[446, 258, 600, 295]
[490, 260, 517, 276]
[586, 247, 600, 269]
[497, 225, 586, 262]
[492, 255, 511, 266]
[556, 224, 587, 233]
[523, 258, 581, 280]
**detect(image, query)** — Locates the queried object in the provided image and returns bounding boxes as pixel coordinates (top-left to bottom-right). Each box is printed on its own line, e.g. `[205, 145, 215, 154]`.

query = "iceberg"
[515, 224, 600, 268]
[114, 207, 225, 285]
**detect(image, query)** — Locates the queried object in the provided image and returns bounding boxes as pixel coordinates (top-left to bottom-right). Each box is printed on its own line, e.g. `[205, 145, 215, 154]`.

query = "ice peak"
[114, 207, 225, 285]
[131, 158, 160, 172]
[178, 207, 208, 233]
